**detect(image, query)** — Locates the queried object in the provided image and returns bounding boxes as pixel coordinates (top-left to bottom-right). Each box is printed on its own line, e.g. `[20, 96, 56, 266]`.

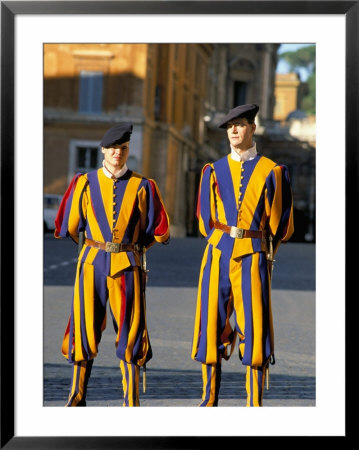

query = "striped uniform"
[191, 153, 294, 406]
[55, 167, 170, 406]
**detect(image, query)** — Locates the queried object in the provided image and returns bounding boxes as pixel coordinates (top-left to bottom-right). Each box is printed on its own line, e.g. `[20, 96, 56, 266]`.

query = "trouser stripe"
[199, 362, 266, 407]
[66, 359, 93, 406]
[200, 363, 221, 406]
[120, 360, 140, 407]
[246, 365, 266, 407]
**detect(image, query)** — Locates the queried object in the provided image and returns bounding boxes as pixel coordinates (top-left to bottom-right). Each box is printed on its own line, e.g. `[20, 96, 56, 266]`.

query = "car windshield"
[45, 197, 61, 209]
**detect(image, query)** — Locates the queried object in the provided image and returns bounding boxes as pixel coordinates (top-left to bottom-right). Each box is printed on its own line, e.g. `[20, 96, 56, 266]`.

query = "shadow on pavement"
[44, 236, 315, 291]
[44, 363, 315, 404]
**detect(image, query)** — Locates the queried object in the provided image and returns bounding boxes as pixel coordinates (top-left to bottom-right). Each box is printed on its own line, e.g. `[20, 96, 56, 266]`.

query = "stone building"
[273, 72, 302, 122]
[44, 43, 314, 240]
[202, 43, 280, 162]
[44, 43, 213, 237]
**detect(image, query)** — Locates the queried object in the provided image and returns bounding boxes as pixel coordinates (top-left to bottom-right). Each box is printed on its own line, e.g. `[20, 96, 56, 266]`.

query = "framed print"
[1, 1, 355, 447]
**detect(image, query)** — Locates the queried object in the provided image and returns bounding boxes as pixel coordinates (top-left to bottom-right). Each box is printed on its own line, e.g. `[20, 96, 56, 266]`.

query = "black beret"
[218, 104, 259, 128]
[100, 122, 133, 147]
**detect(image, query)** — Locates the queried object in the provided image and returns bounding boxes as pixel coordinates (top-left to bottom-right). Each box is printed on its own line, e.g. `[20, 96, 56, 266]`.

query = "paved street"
[43, 234, 315, 407]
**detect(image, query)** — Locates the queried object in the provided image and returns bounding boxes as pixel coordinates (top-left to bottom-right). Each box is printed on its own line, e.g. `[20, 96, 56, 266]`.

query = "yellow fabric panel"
[267, 165, 283, 236]
[230, 157, 276, 259]
[201, 363, 208, 402]
[246, 366, 266, 407]
[107, 275, 122, 348]
[191, 245, 209, 360]
[206, 247, 220, 363]
[245, 365, 251, 405]
[202, 364, 217, 407]
[137, 185, 148, 236]
[250, 253, 264, 366]
[83, 263, 97, 357]
[212, 169, 226, 226]
[230, 258, 245, 341]
[227, 156, 242, 209]
[85, 186, 104, 243]
[198, 165, 217, 237]
[67, 362, 88, 406]
[61, 327, 71, 360]
[115, 174, 143, 241]
[120, 361, 140, 407]
[267, 266, 275, 355]
[125, 268, 141, 363]
[231, 234, 254, 259]
[67, 175, 89, 242]
[80, 246, 99, 265]
[110, 253, 131, 278]
[283, 199, 295, 243]
[97, 170, 115, 232]
[120, 360, 128, 405]
[69, 363, 79, 403]
[239, 156, 276, 230]
[73, 262, 84, 361]
[206, 228, 224, 249]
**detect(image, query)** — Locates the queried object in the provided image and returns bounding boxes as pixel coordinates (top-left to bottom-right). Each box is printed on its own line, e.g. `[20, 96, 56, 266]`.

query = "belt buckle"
[229, 226, 244, 239]
[105, 242, 120, 253]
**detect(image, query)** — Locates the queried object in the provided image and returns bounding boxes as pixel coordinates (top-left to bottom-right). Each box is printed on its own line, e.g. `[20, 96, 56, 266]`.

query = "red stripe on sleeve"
[148, 179, 169, 236]
[54, 174, 81, 237]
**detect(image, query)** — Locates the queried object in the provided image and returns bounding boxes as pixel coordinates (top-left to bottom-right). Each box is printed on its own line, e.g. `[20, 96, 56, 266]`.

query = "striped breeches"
[62, 261, 151, 365]
[200, 362, 266, 407]
[192, 244, 274, 368]
[63, 261, 150, 406]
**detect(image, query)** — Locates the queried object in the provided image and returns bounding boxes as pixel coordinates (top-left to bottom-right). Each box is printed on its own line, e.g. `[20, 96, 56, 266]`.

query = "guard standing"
[55, 122, 170, 407]
[191, 104, 294, 406]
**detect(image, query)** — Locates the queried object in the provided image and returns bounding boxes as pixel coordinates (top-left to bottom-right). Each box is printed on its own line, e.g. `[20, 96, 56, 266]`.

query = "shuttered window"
[79, 71, 103, 113]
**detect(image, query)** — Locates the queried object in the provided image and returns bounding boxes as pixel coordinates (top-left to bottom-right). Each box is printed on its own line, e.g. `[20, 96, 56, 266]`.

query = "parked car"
[44, 194, 62, 232]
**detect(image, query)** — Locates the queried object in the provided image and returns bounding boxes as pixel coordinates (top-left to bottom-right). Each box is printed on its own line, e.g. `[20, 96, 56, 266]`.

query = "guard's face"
[102, 142, 130, 170]
[226, 118, 256, 150]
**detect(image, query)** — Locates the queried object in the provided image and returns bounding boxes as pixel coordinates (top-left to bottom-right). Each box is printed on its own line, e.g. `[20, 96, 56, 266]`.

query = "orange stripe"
[251, 253, 264, 366]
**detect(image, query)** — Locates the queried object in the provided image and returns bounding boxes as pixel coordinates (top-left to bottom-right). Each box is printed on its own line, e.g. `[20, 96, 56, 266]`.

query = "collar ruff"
[102, 161, 128, 179]
[230, 142, 257, 162]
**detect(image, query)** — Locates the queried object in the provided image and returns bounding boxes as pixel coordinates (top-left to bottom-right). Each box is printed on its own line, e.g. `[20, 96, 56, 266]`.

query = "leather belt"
[85, 238, 140, 253]
[214, 221, 266, 239]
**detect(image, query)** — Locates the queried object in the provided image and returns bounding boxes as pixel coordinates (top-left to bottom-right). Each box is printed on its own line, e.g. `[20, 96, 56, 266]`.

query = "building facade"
[44, 43, 314, 240]
[44, 43, 213, 237]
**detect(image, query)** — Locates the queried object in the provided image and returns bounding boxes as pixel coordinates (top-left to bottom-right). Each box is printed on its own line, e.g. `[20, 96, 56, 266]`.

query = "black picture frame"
[1, 1, 354, 447]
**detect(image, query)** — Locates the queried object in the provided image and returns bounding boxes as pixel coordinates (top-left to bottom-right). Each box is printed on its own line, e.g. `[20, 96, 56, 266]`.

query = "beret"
[218, 104, 259, 128]
[100, 122, 133, 147]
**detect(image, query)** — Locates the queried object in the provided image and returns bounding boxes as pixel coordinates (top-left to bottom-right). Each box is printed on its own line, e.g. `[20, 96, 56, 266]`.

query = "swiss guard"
[54, 122, 170, 407]
[191, 104, 294, 406]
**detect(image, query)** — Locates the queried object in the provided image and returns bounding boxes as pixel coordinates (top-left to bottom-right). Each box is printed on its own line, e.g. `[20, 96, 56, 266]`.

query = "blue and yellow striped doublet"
[191, 153, 294, 406]
[55, 168, 170, 406]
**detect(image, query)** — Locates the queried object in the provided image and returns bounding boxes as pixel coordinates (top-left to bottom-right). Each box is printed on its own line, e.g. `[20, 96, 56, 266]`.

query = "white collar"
[102, 160, 128, 179]
[230, 142, 257, 162]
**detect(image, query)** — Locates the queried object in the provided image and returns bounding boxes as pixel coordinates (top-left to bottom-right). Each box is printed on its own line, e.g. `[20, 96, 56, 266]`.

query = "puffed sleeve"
[138, 178, 170, 248]
[265, 164, 294, 253]
[196, 163, 216, 237]
[54, 173, 88, 243]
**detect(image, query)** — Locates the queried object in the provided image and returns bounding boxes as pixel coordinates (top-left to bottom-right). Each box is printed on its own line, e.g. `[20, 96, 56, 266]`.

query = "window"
[78, 71, 103, 114]
[69, 140, 102, 178]
[77, 146, 99, 172]
[233, 81, 247, 107]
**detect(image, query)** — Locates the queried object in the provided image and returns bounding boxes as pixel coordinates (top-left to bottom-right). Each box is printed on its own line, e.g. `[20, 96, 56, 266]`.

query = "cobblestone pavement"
[44, 236, 315, 407]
